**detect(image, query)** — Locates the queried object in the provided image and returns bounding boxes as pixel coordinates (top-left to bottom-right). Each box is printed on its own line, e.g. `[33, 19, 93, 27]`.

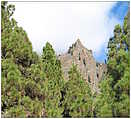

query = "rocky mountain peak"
[67, 38, 92, 57]
[58, 39, 107, 93]
[76, 38, 82, 46]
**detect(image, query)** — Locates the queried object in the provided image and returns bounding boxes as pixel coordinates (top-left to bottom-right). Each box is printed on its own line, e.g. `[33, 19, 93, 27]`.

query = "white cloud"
[10, 2, 120, 56]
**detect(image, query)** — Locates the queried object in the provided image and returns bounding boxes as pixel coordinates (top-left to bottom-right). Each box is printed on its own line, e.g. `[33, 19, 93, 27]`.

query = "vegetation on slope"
[1, 2, 130, 118]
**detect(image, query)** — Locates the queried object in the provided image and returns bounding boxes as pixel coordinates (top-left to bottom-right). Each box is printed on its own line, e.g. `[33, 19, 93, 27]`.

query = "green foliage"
[42, 42, 64, 117]
[2, 59, 23, 111]
[5, 106, 26, 118]
[94, 77, 115, 117]
[94, 11, 130, 117]
[62, 64, 93, 117]
[1, 2, 35, 69]
[1, 1, 129, 118]
[1, 2, 45, 117]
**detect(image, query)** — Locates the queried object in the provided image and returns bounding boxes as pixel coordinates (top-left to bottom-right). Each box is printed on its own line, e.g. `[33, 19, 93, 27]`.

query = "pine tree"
[1, 2, 36, 69]
[2, 1, 130, 118]
[62, 64, 93, 117]
[95, 11, 130, 117]
[94, 76, 115, 117]
[42, 42, 64, 117]
[1, 2, 45, 117]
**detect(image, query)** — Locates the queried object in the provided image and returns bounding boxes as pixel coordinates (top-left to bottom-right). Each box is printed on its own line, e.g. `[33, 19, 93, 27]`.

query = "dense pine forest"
[1, 2, 130, 118]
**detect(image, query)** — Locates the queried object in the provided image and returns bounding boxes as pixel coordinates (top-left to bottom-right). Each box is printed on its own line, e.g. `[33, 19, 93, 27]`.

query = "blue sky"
[109, 1, 129, 23]
[94, 1, 129, 63]
[12, 2, 129, 63]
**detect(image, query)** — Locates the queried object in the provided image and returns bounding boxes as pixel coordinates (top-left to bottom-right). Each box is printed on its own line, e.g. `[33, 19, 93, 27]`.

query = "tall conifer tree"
[62, 64, 93, 117]
[95, 11, 130, 117]
[42, 42, 64, 117]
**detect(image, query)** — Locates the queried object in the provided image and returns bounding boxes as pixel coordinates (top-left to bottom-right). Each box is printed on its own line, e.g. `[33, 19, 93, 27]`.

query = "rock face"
[58, 39, 107, 93]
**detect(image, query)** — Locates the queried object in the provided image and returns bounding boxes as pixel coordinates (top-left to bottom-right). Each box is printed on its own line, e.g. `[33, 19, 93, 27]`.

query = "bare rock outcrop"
[58, 39, 107, 93]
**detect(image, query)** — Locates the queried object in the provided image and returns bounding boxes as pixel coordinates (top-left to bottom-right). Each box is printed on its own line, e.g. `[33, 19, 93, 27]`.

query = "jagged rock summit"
[58, 39, 106, 93]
